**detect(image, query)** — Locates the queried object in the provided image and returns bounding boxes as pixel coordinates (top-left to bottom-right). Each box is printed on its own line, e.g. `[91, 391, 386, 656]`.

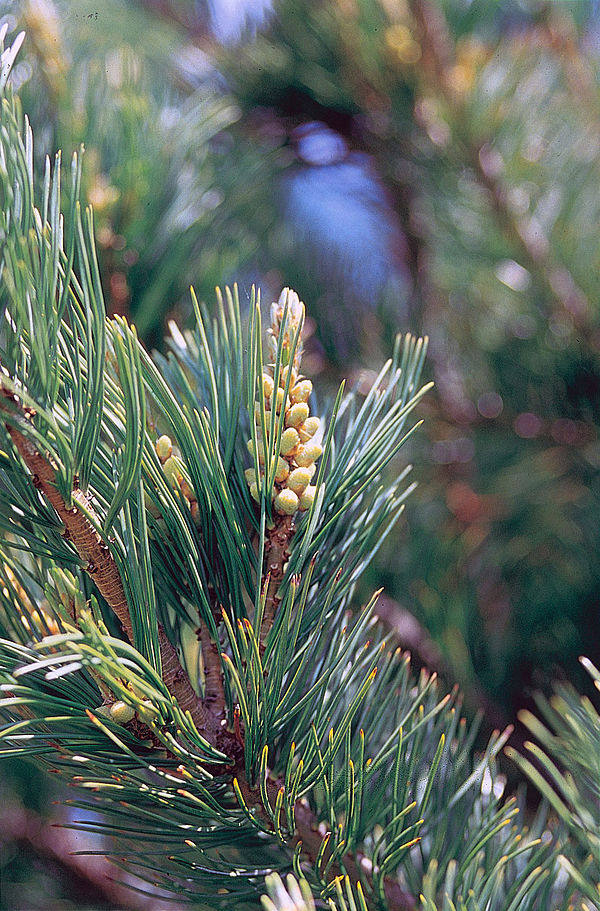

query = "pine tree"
[0, 24, 598, 911]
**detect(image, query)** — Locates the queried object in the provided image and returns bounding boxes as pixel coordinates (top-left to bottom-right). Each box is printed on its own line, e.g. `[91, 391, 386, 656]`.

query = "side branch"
[6, 422, 134, 638]
[2, 403, 217, 739]
[409, 0, 590, 326]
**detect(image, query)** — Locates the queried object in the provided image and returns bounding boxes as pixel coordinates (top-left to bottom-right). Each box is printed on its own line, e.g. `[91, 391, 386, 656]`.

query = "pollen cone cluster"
[246, 288, 322, 516]
[155, 434, 200, 523]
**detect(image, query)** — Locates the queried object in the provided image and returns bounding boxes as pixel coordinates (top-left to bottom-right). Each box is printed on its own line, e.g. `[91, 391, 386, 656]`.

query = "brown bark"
[260, 514, 294, 651]
[197, 619, 226, 714]
[6, 425, 134, 639]
[3, 411, 217, 740]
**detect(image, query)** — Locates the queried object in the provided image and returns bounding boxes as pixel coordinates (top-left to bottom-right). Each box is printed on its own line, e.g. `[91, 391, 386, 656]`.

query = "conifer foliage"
[0, 28, 598, 911]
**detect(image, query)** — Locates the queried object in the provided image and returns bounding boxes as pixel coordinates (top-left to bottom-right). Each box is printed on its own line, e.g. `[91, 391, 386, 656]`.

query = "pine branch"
[0, 391, 218, 741]
[291, 798, 418, 911]
[1, 22, 577, 911]
[2, 401, 414, 911]
[0, 802, 170, 911]
[470, 146, 589, 326]
[2, 372, 415, 908]
[3, 414, 132, 639]
[375, 595, 510, 733]
[234, 764, 418, 911]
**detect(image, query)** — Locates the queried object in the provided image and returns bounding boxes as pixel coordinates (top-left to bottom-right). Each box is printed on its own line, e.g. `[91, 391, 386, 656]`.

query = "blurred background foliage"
[1, 0, 599, 906]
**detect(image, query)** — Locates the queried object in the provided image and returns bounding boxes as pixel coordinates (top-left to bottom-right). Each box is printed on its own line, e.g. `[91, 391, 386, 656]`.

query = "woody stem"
[259, 514, 295, 651]
[2, 402, 219, 741]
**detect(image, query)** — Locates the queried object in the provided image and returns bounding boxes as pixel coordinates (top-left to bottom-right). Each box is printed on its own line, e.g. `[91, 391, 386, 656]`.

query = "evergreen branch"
[292, 799, 418, 911]
[468, 143, 590, 328]
[0, 394, 218, 741]
[1, 27, 569, 908]
[1, 332, 463, 911]
[2, 406, 132, 639]
[375, 595, 510, 734]
[506, 657, 600, 907]
[222, 601, 427, 909]
[2, 422, 412, 909]
[238, 765, 418, 911]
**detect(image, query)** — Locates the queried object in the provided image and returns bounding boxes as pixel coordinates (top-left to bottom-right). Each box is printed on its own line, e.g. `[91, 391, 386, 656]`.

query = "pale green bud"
[278, 365, 296, 388]
[273, 387, 288, 413]
[275, 457, 290, 483]
[287, 467, 311, 495]
[262, 373, 274, 399]
[290, 380, 312, 404]
[298, 415, 320, 442]
[286, 402, 309, 429]
[280, 427, 300, 456]
[155, 435, 173, 463]
[295, 442, 322, 467]
[109, 701, 136, 724]
[274, 488, 299, 515]
[136, 699, 158, 724]
[255, 408, 272, 434]
[299, 485, 316, 511]
[163, 455, 183, 488]
[247, 439, 266, 465]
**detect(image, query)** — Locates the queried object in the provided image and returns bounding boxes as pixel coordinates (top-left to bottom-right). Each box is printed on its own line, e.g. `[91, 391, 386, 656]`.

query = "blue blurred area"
[284, 122, 411, 321]
[207, 0, 273, 42]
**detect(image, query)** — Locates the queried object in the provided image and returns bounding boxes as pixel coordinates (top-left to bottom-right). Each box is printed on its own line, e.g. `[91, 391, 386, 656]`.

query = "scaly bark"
[259, 514, 294, 651]
[197, 617, 226, 714]
[2, 404, 218, 741]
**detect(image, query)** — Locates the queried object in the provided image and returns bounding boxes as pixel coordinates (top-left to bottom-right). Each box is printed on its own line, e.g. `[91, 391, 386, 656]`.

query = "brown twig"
[0, 799, 182, 910]
[2, 401, 218, 742]
[375, 593, 510, 733]
[197, 618, 226, 714]
[260, 514, 295, 651]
